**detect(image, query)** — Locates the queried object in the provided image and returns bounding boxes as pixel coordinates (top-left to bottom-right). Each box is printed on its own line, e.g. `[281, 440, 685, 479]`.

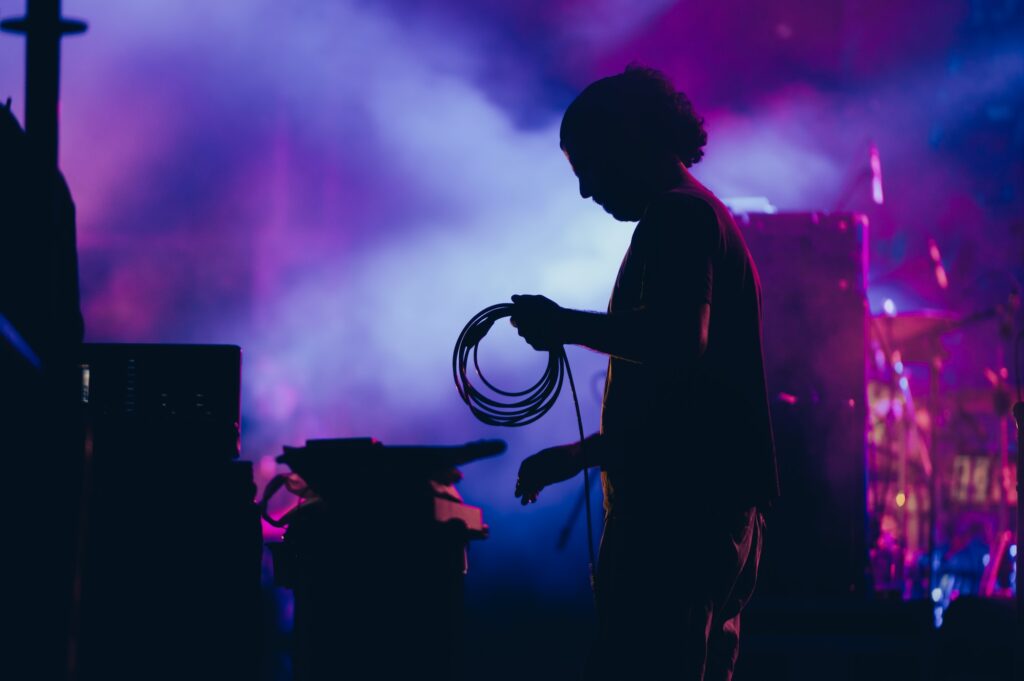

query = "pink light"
[778, 392, 798, 405]
[869, 143, 884, 205]
[928, 238, 949, 289]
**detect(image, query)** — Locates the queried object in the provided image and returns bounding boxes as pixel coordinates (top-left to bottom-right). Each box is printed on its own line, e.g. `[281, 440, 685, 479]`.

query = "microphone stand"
[1014, 401, 1023, 681]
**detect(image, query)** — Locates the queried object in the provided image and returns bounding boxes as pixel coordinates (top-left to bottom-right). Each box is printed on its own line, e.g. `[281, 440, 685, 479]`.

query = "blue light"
[931, 587, 943, 602]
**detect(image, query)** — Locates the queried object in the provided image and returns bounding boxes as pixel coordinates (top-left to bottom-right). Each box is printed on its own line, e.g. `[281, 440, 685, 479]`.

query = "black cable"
[453, 303, 597, 585]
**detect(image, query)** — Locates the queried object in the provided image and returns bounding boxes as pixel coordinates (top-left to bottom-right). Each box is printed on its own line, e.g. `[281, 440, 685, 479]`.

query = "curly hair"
[560, 65, 707, 167]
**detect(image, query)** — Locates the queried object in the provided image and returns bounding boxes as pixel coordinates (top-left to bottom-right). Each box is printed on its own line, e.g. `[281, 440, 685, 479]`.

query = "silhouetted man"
[510, 66, 779, 680]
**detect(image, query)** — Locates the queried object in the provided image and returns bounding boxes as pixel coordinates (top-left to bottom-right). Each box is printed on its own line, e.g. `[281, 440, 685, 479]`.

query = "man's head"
[560, 66, 707, 221]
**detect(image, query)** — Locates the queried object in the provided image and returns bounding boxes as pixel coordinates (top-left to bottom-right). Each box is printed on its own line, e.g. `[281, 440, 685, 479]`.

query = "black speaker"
[75, 344, 263, 680]
[739, 212, 870, 596]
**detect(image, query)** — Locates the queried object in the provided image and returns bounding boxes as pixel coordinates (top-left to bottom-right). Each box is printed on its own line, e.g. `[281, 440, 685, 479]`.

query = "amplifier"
[75, 343, 260, 679]
[738, 211, 870, 596]
[81, 343, 241, 460]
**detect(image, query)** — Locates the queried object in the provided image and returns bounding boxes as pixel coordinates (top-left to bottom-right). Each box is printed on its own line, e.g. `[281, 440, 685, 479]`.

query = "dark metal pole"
[2, 0, 86, 360]
[2, 0, 86, 168]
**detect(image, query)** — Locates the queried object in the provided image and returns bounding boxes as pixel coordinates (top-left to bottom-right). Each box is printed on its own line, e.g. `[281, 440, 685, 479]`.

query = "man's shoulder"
[637, 189, 723, 251]
[648, 188, 716, 217]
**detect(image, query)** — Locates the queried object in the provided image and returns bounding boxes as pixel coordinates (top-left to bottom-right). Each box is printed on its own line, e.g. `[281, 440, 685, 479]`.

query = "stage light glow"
[895, 491, 906, 507]
[883, 298, 896, 316]
[869, 143, 884, 205]
[899, 376, 909, 391]
[931, 587, 943, 602]
[927, 238, 949, 289]
[1011, 544, 1018, 558]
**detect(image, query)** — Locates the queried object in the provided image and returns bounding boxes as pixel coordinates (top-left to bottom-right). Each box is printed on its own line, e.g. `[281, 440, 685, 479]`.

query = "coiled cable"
[453, 302, 596, 584]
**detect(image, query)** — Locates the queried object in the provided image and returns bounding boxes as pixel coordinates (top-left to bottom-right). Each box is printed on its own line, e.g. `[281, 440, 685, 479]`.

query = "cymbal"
[871, 310, 960, 362]
[942, 387, 1020, 416]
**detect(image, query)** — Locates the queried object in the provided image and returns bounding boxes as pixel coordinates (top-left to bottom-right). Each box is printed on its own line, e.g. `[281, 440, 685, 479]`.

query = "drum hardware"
[868, 304, 1019, 600]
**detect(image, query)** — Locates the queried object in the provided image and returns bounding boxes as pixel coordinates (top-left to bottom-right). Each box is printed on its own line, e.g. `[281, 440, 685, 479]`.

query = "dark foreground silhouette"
[509, 66, 780, 680]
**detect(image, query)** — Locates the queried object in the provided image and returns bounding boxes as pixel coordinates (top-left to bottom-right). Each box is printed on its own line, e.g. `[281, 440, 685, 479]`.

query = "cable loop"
[453, 302, 596, 586]
[453, 303, 566, 427]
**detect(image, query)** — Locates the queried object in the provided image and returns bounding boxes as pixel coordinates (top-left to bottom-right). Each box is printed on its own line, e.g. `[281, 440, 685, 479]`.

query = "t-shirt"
[599, 186, 779, 516]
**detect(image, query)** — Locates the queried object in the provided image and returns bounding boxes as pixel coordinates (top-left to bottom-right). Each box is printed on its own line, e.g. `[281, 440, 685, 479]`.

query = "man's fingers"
[515, 474, 543, 504]
[520, 489, 541, 505]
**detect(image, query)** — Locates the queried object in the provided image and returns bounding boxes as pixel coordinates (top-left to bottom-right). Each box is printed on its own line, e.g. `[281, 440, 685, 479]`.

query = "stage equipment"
[266, 438, 504, 681]
[1014, 398, 1023, 678]
[868, 303, 1019, 606]
[75, 344, 262, 681]
[736, 211, 870, 596]
[2, 4, 87, 677]
[453, 303, 595, 577]
[80, 342, 243, 459]
[867, 310, 959, 598]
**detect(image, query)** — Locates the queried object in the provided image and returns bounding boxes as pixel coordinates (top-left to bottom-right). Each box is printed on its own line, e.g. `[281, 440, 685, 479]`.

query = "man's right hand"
[509, 294, 568, 351]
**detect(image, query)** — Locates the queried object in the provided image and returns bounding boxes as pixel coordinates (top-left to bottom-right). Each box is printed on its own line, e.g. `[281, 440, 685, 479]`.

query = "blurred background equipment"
[736, 211, 870, 597]
[266, 438, 503, 680]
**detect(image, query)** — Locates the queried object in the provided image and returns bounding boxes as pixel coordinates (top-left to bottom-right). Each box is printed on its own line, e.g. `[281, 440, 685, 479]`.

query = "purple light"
[869, 143, 884, 205]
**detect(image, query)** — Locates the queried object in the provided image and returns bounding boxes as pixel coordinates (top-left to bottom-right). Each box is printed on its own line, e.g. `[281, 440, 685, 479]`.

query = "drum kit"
[866, 295, 1020, 605]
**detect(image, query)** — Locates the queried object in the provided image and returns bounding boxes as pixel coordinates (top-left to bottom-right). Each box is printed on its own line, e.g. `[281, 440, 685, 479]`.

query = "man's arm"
[512, 192, 717, 370]
[559, 304, 710, 369]
[514, 432, 609, 504]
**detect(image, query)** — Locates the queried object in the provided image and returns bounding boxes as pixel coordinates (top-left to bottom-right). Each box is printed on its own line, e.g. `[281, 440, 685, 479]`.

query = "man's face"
[563, 144, 651, 222]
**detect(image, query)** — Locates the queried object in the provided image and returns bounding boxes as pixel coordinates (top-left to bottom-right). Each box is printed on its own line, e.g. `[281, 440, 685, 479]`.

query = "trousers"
[583, 505, 765, 680]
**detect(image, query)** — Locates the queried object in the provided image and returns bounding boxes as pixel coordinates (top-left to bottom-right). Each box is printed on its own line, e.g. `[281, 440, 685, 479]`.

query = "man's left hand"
[510, 294, 566, 351]
[515, 443, 583, 505]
